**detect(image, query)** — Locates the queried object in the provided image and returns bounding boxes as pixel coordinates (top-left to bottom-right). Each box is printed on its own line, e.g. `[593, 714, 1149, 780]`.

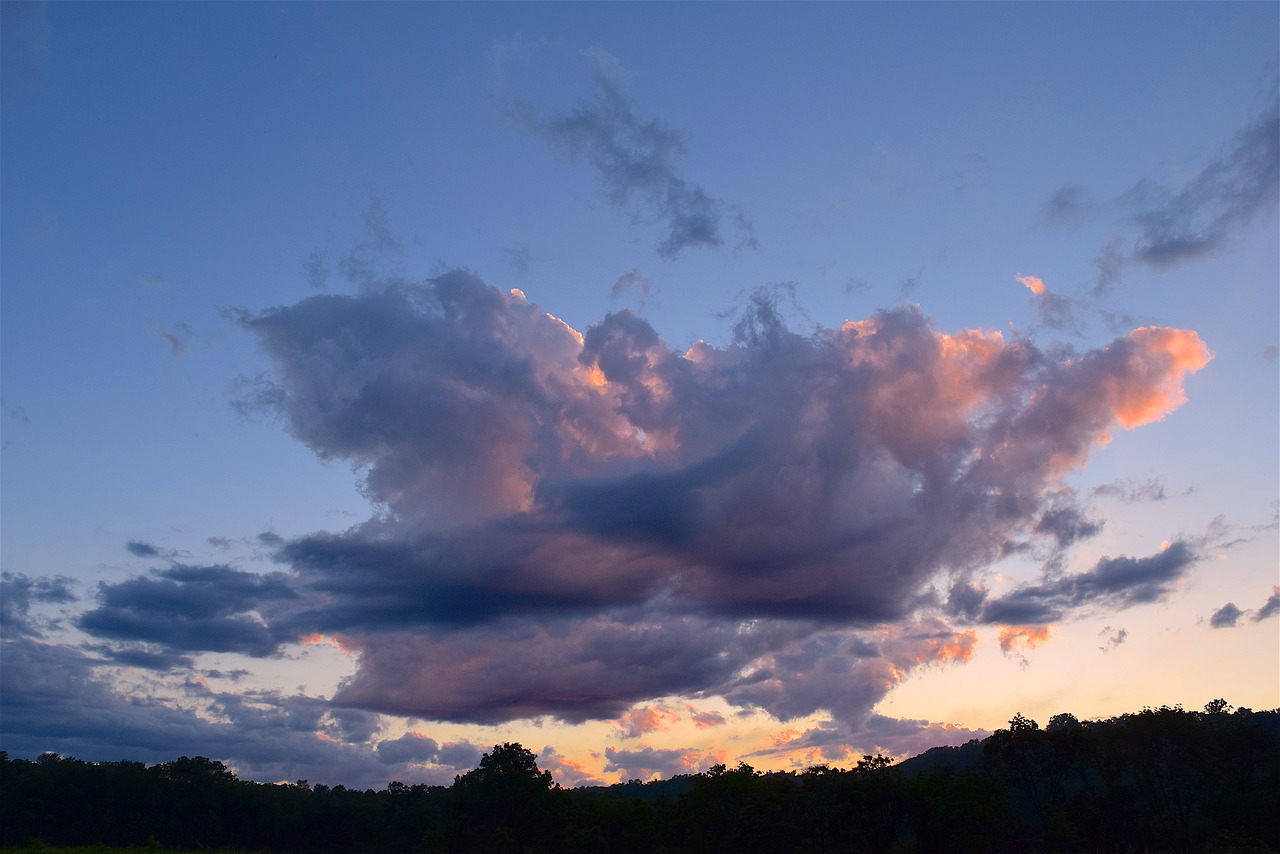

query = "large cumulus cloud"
[72, 271, 1211, 733]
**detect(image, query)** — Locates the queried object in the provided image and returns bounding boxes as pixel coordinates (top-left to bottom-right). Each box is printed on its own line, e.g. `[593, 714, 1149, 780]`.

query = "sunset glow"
[2, 2, 1275, 790]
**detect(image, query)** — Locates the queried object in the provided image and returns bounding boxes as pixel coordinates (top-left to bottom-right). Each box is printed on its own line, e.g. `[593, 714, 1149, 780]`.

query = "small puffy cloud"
[1016, 274, 1047, 295]
[507, 50, 754, 259]
[126, 540, 163, 558]
[1210, 602, 1244, 628]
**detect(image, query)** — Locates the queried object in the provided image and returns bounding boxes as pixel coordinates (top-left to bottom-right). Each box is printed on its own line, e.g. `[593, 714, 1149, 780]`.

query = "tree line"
[2, 701, 1277, 853]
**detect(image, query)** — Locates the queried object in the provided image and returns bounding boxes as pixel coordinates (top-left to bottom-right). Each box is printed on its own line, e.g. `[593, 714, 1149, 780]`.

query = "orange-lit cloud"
[301, 633, 353, 657]
[1016, 273, 1047, 295]
[998, 625, 1054, 653]
[615, 704, 680, 739]
[767, 727, 803, 747]
[1111, 327, 1213, 429]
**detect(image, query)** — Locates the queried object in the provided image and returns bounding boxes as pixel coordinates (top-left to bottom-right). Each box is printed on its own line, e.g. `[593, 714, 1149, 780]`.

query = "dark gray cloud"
[126, 539, 163, 558]
[82, 642, 194, 671]
[508, 50, 755, 260]
[73, 272, 1212, 728]
[78, 564, 297, 657]
[1210, 602, 1244, 629]
[981, 543, 1196, 625]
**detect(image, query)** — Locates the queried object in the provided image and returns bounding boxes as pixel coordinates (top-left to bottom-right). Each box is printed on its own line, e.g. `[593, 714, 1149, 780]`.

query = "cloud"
[1256, 587, 1280, 622]
[0, 635, 476, 788]
[615, 705, 680, 739]
[1210, 602, 1244, 629]
[1097, 625, 1127, 652]
[154, 322, 193, 359]
[745, 713, 987, 766]
[1015, 273, 1087, 333]
[539, 745, 606, 788]
[1015, 274, 1047, 296]
[980, 543, 1197, 625]
[997, 625, 1052, 654]
[603, 744, 724, 781]
[1039, 185, 1097, 228]
[1044, 88, 1279, 279]
[374, 732, 482, 769]
[503, 244, 537, 275]
[610, 266, 652, 304]
[687, 707, 726, 730]
[1, 572, 77, 638]
[507, 49, 755, 259]
[72, 272, 1213, 731]
[1090, 477, 1169, 503]
[126, 540, 163, 558]
[1210, 587, 1280, 628]
[1125, 96, 1278, 268]
[78, 564, 297, 657]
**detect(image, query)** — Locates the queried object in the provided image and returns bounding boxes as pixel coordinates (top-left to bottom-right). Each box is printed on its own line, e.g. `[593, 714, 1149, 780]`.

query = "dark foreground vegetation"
[3, 702, 1278, 853]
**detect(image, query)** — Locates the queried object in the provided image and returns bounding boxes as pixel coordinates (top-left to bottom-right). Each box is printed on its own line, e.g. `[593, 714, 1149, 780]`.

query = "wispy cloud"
[506, 49, 756, 260]
[1042, 83, 1279, 286]
[1097, 625, 1127, 652]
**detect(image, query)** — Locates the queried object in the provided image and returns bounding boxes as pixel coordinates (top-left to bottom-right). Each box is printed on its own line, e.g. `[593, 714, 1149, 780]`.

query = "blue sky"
[2, 2, 1276, 788]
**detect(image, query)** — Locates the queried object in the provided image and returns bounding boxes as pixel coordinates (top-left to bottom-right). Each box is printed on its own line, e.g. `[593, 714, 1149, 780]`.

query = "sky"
[1, 2, 1277, 789]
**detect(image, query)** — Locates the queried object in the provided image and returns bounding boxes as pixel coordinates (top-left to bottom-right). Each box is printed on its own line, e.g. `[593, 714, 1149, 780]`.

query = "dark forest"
[3, 702, 1277, 853]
